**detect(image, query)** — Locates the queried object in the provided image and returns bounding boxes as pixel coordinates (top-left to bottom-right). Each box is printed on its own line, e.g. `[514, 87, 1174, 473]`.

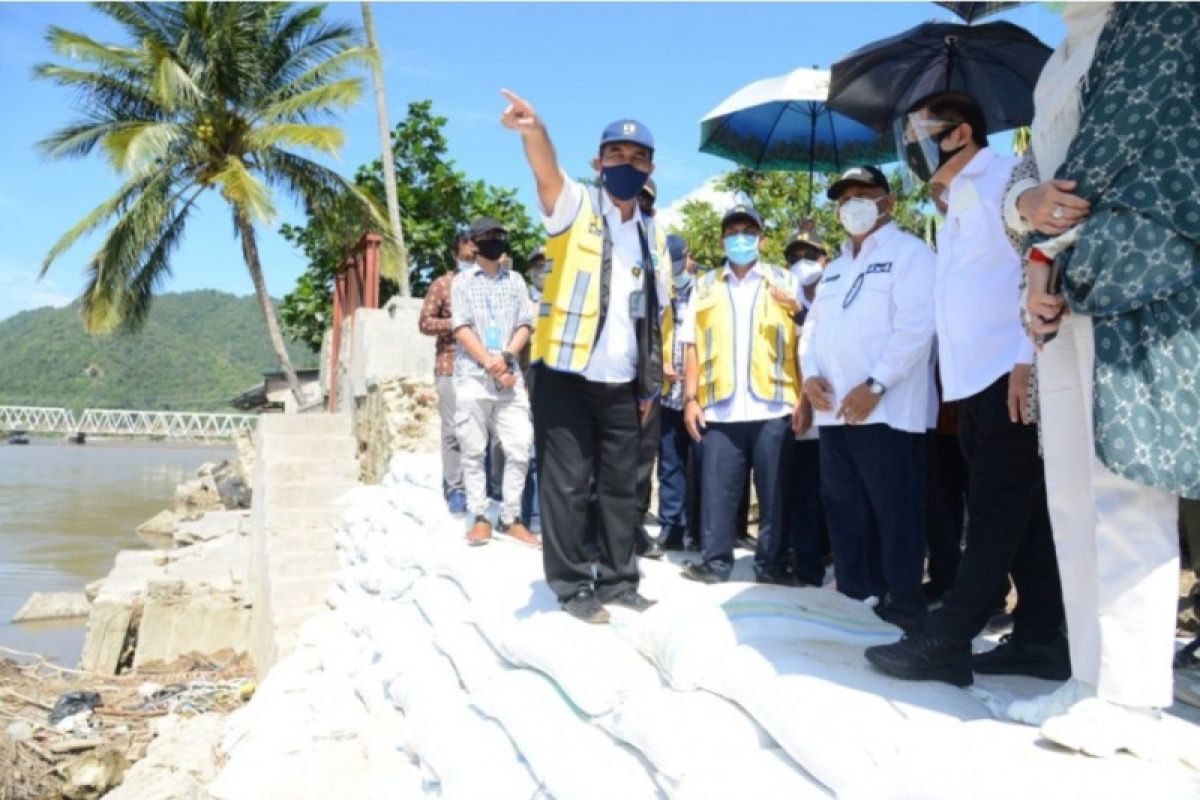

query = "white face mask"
[792, 258, 824, 287]
[839, 196, 884, 236]
[455, 259, 474, 272]
[532, 266, 547, 292]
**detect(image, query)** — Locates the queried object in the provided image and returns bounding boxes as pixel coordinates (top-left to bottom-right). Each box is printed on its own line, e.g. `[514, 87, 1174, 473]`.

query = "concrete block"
[133, 589, 252, 671]
[260, 436, 359, 463]
[264, 510, 339, 535]
[265, 459, 360, 485]
[269, 482, 360, 512]
[174, 510, 248, 546]
[12, 592, 90, 622]
[79, 601, 134, 674]
[272, 549, 340, 581]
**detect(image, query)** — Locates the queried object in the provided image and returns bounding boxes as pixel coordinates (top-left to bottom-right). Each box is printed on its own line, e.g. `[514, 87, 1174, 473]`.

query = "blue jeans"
[521, 445, 540, 526]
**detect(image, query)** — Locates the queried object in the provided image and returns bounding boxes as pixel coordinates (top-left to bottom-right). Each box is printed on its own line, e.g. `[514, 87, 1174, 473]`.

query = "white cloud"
[0, 262, 75, 321]
[656, 176, 736, 232]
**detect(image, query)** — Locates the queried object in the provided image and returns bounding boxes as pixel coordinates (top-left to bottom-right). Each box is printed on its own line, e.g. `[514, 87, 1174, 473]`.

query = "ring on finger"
[1052, 205, 1065, 220]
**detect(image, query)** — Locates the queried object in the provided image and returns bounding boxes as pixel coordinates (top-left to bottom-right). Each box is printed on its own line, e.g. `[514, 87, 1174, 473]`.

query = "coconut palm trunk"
[361, 1, 409, 296]
[235, 212, 305, 406]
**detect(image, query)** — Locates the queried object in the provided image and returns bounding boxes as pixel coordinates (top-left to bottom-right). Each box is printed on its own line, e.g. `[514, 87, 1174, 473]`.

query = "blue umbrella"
[699, 67, 894, 212]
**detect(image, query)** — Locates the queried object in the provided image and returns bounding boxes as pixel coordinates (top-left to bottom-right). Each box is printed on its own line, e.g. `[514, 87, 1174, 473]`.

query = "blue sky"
[0, 2, 1064, 321]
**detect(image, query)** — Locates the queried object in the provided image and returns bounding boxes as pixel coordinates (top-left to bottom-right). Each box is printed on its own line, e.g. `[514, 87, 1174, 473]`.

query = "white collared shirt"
[935, 148, 1034, 402]
[799, 222, 936, 434]
[677, 261, 797, 424]
[542, 173, 668, 384]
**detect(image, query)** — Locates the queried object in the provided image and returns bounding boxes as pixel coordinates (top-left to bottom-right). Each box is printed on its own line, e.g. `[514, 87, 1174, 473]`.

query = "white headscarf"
[1030, 2, 1113, 179]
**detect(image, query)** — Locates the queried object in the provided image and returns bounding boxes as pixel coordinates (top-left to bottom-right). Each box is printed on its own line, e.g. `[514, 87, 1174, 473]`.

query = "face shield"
[892, 113, 956, 191]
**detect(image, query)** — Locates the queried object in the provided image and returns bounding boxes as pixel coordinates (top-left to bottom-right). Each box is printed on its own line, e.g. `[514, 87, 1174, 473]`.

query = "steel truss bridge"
[0, 406, 256, 440]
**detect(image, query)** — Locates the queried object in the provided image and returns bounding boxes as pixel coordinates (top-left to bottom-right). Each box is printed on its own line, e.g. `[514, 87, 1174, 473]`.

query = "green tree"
[35, 2, 389, 405]
[280, 99, 542, 351]
[671, 168, 934, 268]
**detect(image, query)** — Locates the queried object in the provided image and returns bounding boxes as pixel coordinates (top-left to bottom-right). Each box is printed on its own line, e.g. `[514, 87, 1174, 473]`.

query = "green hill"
[0, 291, 317, 412]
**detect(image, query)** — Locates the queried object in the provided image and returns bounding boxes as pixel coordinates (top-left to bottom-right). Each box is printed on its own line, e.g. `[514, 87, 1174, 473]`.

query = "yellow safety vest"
[692, 265, 800, 409]
[532, 188, 670, 374]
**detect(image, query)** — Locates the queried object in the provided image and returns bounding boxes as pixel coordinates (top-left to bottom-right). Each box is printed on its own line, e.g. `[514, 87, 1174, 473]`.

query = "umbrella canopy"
[934, 2, 1021, 24]
[700, 67, 893, 210]
[827, 20, 1051, 135]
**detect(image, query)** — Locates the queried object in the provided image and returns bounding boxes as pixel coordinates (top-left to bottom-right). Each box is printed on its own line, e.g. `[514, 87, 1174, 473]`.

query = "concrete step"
[257, 413, 352, 438]
[261, 436, 358, 462]
[265, 510, 340, 535]
[268, 481, 359, 511]
[266, 460, 360, 485]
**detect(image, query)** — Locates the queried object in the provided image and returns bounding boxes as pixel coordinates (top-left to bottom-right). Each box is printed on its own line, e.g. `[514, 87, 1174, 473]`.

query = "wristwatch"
[866, 377, 887, 396]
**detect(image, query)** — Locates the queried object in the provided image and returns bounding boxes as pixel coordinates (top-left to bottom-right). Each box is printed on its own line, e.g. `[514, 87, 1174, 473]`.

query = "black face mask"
[475, 239, 507, 262]
[905, 128, 967, 183]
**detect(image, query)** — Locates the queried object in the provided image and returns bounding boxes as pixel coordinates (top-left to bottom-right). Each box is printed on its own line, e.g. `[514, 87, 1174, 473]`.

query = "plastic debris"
[49, 691, 102, 726]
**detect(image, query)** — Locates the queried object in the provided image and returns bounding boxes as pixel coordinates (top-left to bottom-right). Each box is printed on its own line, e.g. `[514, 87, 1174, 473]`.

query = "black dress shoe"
[681, 562, 725, 585]
[605, 589, 657, 612]
[754, 569, 796, 586]
[561, 588, 610, 624]
[642, 541, 665, 560]
[865, 632, 973, 687]
[971, 634, 1070, 681]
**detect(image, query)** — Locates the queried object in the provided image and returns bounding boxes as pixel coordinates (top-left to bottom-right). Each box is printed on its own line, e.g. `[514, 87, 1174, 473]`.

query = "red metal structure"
[328, 233, 382, 411]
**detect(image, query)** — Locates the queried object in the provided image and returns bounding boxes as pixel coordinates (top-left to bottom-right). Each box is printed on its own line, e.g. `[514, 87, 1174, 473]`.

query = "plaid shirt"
[451, 266, 533, 380]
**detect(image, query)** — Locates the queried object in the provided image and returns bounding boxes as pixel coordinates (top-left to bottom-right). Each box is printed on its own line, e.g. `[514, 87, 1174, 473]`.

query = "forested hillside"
[0, 291, 315, 412]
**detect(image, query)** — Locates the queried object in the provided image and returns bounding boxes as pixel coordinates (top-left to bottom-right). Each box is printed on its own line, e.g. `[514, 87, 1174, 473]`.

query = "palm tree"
[36, 2, 385, 405]
[360, 1, 409, 296]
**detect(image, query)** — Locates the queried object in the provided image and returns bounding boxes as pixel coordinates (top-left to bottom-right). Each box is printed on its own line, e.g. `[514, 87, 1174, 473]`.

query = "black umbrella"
[827, 20, 1051, 135]
[934, 2, 1021, 24]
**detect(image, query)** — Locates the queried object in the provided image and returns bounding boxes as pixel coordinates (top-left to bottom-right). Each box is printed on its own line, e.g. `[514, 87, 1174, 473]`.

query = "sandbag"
[474, 669, 665, 800]
[838, 717, 1200, 800]
[595, 687, 774, 782]
[671, 748, 827, 800]
[434, 622, 511, 695]
[500, 611, 664, 716]
[709, 641, 987, 795]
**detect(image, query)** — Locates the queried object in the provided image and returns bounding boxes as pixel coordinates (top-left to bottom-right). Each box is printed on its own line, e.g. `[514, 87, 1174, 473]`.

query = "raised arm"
[500, 89, 565, 216]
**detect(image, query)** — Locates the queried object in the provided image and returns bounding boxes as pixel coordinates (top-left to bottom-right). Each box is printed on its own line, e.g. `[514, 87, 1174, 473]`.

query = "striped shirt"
[450, 265, 533, 380]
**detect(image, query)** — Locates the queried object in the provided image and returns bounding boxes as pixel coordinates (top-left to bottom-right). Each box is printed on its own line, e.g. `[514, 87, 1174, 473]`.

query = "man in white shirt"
[866, 92, 1068, 688]
[500, 90, 670, 624]
[680, 203, 805, 584]
[800, 165, 936, 633]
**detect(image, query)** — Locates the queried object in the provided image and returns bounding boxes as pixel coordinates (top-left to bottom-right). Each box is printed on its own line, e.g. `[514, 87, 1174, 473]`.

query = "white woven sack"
[473, 669, 665, 800]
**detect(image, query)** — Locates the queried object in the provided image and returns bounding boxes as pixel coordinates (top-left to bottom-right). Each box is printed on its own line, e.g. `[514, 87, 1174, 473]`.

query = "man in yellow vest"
[500, 89, 671, 624]
[680, 203, 805, 584]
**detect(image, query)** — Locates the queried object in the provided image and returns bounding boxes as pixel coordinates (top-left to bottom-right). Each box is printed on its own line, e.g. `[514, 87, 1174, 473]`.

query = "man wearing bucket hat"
[501, 89, 671, 624]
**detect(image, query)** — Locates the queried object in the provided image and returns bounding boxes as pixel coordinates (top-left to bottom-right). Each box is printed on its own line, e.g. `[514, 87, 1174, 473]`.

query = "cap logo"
[623, 122, 637, 135]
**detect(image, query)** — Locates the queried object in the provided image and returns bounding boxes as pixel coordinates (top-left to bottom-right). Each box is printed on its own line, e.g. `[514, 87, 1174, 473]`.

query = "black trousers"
[928, 375, 1065, 646]
[782, 438, 826, 585]
[699, 416, 792, 579]
[821, 423, 928, 630]
[635, 400, 662, 537]
[926, 431, 969, 593]
[533, 365, 640, 602]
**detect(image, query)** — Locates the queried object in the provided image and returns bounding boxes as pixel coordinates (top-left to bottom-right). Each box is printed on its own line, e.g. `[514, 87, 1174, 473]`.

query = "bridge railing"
[0, 406, 256, 440]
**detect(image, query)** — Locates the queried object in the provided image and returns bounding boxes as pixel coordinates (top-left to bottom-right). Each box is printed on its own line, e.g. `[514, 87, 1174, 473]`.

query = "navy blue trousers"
[657, 406, 693, 544]
[699, 416, 792, 579]
[780, 438, 826, 585]
[819, 423, 927, 630]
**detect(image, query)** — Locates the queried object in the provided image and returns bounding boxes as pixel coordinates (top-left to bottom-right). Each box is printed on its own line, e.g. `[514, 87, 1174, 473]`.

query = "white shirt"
[678, 261, 797, 424]
[542, 173, 669, 384]
[799, 222, 936, 434]
[1003, 3, 1112, 233]
[935, 148, 1035, 401]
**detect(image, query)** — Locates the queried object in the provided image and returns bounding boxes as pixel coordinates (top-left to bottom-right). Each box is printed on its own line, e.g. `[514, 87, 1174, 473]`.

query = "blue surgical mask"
[601, 163, 651, 202]
[724, 234, 759, 266]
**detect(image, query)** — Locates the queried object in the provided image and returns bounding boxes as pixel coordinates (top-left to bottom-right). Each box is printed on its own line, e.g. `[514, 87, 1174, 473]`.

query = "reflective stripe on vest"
[693, 266, 799, 409]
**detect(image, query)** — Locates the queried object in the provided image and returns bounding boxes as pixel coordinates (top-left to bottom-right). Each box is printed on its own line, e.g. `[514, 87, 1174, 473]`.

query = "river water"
[0, 439, 232, 666]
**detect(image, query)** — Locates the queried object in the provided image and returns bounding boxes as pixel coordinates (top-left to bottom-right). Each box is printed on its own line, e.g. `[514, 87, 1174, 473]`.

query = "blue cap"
[666, 234, 688, 271]
[721, 203, 764, 231]
[600, 119, 654, 152]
